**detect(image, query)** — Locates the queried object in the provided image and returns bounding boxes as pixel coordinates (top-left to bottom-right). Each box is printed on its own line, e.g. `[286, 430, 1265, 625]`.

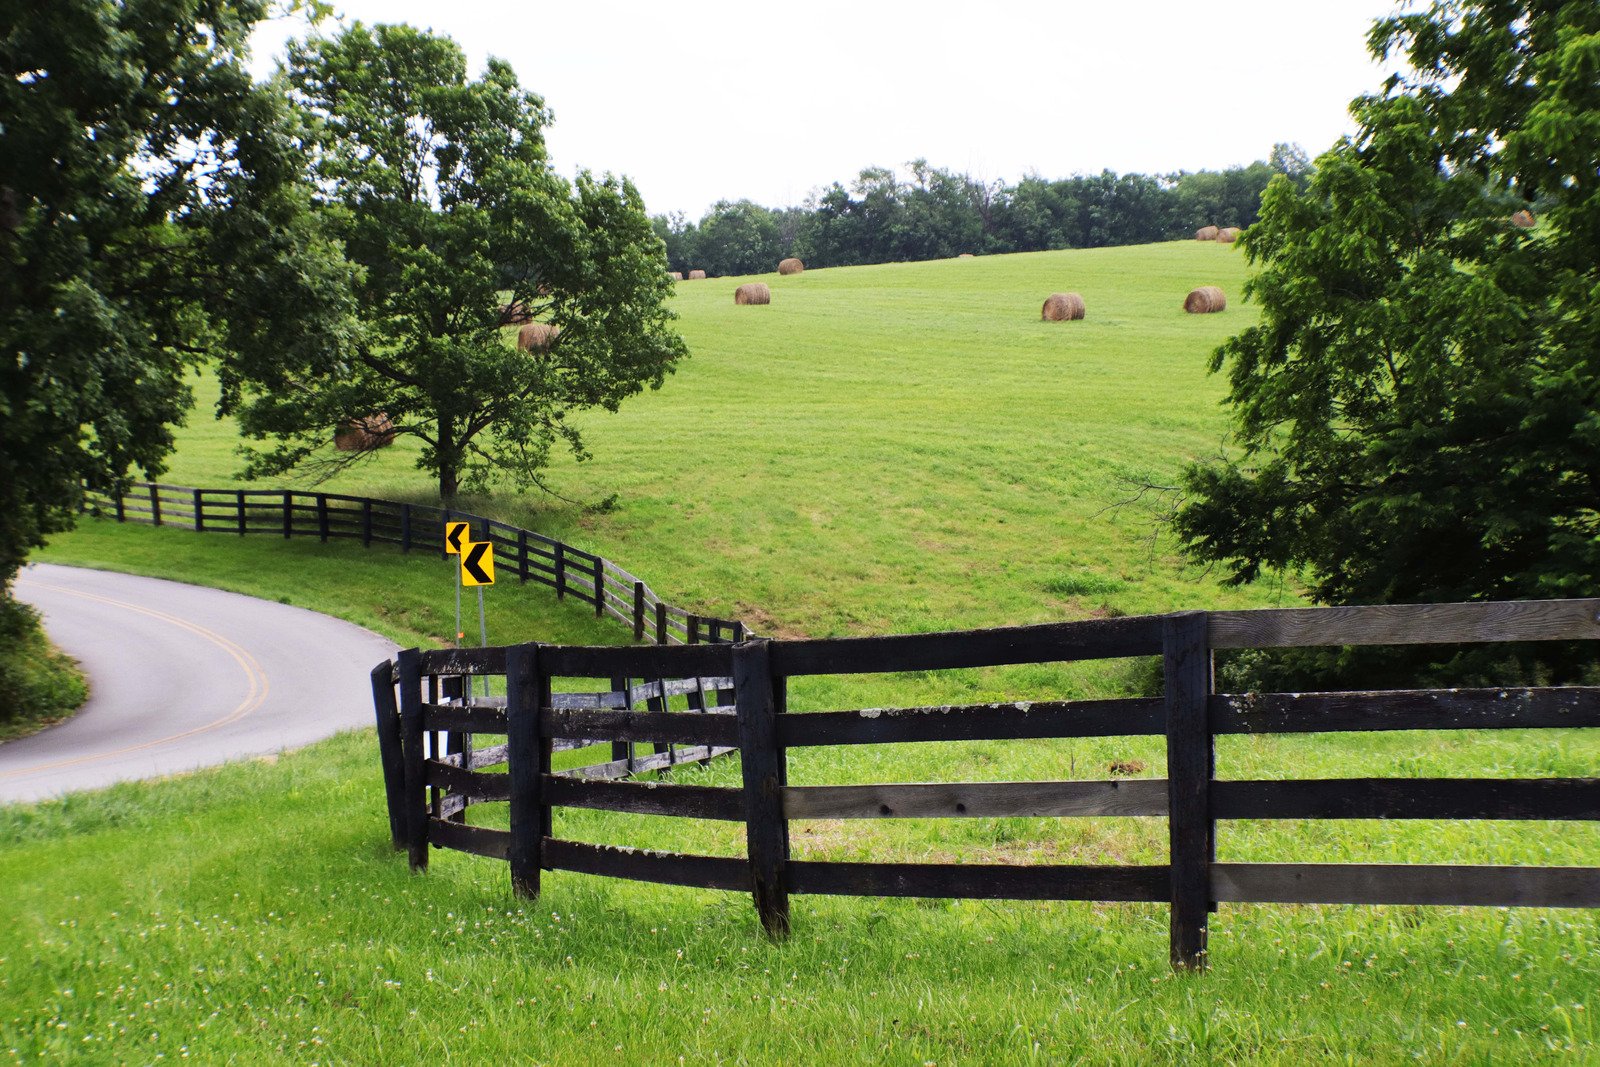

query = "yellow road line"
[1, 582, 271, 779]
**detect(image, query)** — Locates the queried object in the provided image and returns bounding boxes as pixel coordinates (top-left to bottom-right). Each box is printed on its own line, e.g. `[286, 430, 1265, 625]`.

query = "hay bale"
[668, 271, 683, 281]
[1215, 227, 1242, 243]
[334, 412, 395, 452]
[1041, 292, 1086, 321]
[734, 282, 771, 306]
[777, 258, 804, 275]
[499, 300, 533, 325]
[1195, 225, 1220, 241]
[1184, 286, 1227, 314]
[1511, 209, 1536, 228]
[687, 269, 707, 280]
[517, 322, 561, 353]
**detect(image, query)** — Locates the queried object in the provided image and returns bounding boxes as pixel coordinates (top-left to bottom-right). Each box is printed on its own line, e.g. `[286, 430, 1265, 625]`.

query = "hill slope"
[141, 241, 1268, 639]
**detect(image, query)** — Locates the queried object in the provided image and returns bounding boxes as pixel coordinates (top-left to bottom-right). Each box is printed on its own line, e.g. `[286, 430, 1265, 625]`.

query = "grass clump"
[0, 596, 87, 741]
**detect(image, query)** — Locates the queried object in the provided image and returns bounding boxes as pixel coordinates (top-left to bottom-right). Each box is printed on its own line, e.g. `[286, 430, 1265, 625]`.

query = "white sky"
[248, 0, 1405, 219]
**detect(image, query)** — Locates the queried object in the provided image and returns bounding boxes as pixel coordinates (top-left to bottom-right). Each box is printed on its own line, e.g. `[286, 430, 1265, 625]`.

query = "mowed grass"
[129, 242, 1278, 636]
[11, 243, 1599, 1061]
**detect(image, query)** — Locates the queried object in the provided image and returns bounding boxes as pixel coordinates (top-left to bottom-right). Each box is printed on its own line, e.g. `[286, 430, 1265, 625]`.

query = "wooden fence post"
[397, 648, 429, 872]
[371, 660, 407, 850]
[656, 602, 668, 645]
[733, 639, 790, 939]
[507, 642, 548, 898]
[236, 490, 246, 535]
[593, 558, 605, 617]
[633, 582, 646, 642]
[688, 615, 700, 645]
[518, 530, 528, 583]
[282, 491, 293, 539]
[193, 488, 204, 532]
[440, 508, 450, 559]
[150, 484, 161, 526]
[555, 543, 567, 600]
[401, 503, 412, 553]
[316, 494, 329, 542]
[1164, 610, 1213, 970]
[114, 488, 125, 522]
[610, 675, 633, 765]
[362, 499, 373, 547]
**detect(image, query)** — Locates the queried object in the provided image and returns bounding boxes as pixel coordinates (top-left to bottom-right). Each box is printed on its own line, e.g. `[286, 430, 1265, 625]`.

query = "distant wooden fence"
[82, 482, 747, 645]
[373, 598, 1600, 971]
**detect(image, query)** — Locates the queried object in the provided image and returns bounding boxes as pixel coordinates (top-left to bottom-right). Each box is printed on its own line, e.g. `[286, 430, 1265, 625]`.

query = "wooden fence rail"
[83, 481, 745, 645]
[373, 597, 1600, 971]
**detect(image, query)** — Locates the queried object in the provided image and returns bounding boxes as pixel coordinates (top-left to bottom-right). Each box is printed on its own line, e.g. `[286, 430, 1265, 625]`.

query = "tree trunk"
[437, 417, 459, 502]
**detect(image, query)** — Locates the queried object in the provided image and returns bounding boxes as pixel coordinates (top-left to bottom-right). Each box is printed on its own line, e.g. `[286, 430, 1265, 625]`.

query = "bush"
[0, 596, 87, 738]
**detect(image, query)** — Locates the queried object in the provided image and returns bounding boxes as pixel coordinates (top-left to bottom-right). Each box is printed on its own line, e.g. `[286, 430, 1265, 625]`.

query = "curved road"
[3, 563, 398, 805]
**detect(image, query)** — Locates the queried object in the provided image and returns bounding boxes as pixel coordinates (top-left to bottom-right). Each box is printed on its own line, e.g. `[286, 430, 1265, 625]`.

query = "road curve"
[3, 563, 398, 805]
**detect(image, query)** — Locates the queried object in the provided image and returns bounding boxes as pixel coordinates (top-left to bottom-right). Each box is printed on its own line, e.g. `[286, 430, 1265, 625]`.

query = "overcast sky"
[248, 0, 1405, 219]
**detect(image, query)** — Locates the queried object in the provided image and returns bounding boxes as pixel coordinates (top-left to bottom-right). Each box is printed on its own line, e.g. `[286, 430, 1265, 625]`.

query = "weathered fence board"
[1210, 687, 1600, 734]
[787, 861, 1170, 901]
[428, 818, 512, 861]
[770, 616, 1165, 676]
[784, 779, 1169, 819]
[542, 776, 743, 820]
[1210, 599, 1600, 649]
[1212, 863, 1600, 908]
[543, 838, 750, 891]
[776, 698, 1165, 747]
[1211, 778, 1600, 821]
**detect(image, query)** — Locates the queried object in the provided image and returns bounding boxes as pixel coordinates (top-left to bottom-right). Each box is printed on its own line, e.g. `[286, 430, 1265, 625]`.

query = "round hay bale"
[687, 269, 707, 280]
[668, 271, 683, 281]
[517, 322, 561, 353]
[1510, 209, 1536, 228]
[958, 253, 976, 258]
[1041, 292, 1086, 321]
[334, 412, 396, 452]
[1195, 225, 1220, 241]
[734, 282, 771, 306]
[1184, 286, 1227, 314]
[1215, 227, 1242, 243]
[777, 258, 804, 275]
[499, 300, 534, 325]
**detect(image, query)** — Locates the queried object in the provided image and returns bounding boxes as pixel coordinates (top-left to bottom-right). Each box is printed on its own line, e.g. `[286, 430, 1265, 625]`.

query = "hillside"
[137, 241, 1270, 640]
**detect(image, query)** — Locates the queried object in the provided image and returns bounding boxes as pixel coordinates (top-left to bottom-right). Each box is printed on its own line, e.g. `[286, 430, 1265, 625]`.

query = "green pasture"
[9, 243, 1598, 1062]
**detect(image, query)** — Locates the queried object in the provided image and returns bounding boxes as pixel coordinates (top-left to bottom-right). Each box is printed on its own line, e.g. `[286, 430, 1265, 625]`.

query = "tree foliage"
[228, 23, 686, 500]
[0, 0, 352, 590]
[1175, 0, 1600, 684]
[653, 156, 1290, 276]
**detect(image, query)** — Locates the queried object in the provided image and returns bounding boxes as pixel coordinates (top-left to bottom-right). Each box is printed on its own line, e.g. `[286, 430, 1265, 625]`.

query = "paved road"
[3, 563, 398, 805]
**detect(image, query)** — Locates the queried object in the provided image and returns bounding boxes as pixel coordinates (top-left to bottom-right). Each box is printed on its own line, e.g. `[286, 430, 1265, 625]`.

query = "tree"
[693, 200, 783, 276]
[0, 0, 351, 591]
[227, 23, 686, 501]
[1174, 0, 1600, 683]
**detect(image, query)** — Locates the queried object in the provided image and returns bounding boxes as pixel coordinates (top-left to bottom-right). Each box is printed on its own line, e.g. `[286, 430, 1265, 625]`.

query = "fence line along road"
[83, 482, 747, 646]
[374, 597, 1600, 973]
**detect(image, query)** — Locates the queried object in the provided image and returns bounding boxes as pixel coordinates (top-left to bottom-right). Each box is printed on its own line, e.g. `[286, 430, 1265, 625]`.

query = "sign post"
[444, 521, 472, 701]
[459, 540, 496, 700]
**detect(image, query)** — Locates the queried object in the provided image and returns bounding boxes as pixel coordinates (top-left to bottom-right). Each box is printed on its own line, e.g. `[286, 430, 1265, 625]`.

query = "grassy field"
[8, 243, 1599, 1062]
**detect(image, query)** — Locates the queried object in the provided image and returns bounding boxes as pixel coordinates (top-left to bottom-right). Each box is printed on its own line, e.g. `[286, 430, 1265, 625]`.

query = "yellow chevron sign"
[459, 540, 495, 586]
[444, 521, 471, 555]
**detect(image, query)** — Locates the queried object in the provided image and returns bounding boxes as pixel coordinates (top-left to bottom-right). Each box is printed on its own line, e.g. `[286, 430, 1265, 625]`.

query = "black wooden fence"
[82, 482, 746, 645]
[373, 598, 1600, 971]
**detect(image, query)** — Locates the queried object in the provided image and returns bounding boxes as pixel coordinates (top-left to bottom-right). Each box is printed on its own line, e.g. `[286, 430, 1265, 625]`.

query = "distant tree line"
[652, 145, 1311, 276]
